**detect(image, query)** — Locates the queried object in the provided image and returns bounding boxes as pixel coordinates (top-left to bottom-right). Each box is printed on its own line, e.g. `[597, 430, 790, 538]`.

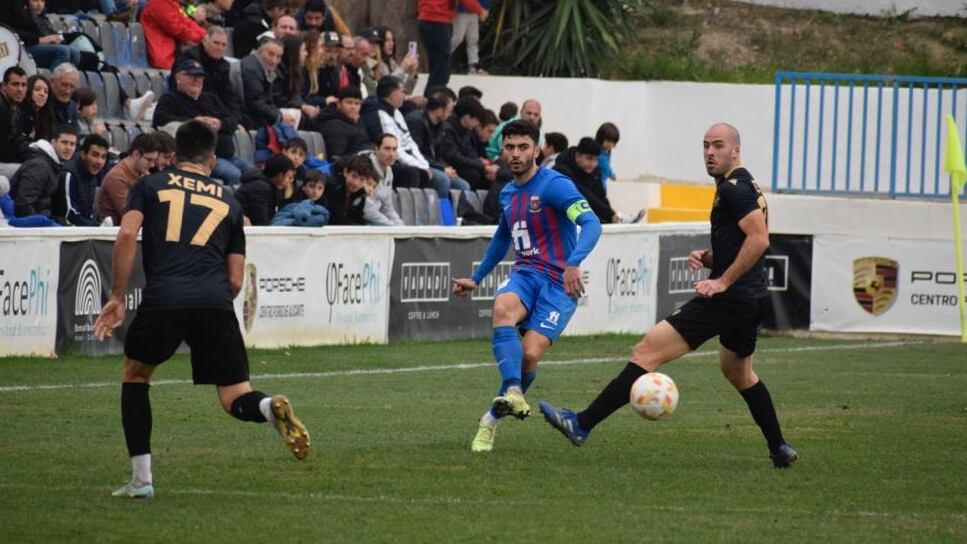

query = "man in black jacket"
[153, 58, 251, 186]
[172, 27, 247, 127]
[438, 96, 496, 190]
[404, 93, 448, 174]
[234, 153, 297, 225]
[10, 124, 77, 218]
[53, 134, 108, 225]
[232, 0, 288, 59]
[317, 87, 371, 160]
[324, 154, 372, 225]
[0, 66, 30, 164]
[240, 38, 288, 127]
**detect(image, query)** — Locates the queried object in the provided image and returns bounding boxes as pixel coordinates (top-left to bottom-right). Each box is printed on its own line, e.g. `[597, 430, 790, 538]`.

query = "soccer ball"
[629, 372, 679, 420]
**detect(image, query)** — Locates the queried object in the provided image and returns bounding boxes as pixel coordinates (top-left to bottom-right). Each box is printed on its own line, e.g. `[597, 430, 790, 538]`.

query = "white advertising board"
[0, 240, 59, 356]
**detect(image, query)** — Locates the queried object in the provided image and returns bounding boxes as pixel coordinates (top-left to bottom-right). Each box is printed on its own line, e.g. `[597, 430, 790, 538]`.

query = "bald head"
[703, 123, 742, 177]
[520, 99, 542, 127]
[708, 122, 740, 146]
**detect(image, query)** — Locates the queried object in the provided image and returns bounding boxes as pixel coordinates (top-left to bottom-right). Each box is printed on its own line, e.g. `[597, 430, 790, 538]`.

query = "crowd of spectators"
[0, 0, 641, 228]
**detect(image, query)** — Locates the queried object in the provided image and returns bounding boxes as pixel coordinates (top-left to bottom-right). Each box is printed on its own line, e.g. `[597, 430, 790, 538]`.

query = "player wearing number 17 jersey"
[94, 121, 310, 499]
[452, 120, 602, 452]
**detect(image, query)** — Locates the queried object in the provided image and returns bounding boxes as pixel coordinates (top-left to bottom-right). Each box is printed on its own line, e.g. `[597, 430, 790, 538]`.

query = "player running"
[94, 121, 310, 499]
[452, 120, 602, 452]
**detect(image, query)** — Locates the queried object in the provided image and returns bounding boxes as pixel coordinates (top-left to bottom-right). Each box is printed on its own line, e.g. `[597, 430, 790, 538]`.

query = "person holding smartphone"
[375, 27, 419, 96]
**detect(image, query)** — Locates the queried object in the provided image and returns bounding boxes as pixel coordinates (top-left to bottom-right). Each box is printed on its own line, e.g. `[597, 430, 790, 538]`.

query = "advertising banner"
[235, 234, 392, 346]
[762, 234, 812, 330]
[656, 233, 709, 320]
[0, 239, 59, 357]
[811, 235, 967, 335]
[56, 240, 145, 356]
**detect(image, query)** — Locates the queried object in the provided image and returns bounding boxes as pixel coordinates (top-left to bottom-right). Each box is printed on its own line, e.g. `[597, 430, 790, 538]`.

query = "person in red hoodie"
[417, 0, 487, 91]
[141, 0, 207, 69]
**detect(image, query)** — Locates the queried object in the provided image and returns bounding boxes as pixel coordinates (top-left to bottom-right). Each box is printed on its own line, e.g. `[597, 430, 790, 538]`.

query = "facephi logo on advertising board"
[852, 257, 898, 316]
[75, 259, 101, 317]
[1, 266, 52, 317]
[325, 261, 382, 323]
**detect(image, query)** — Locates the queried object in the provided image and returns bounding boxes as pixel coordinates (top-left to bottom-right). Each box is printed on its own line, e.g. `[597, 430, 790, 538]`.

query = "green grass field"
[1, 335, 965, 543]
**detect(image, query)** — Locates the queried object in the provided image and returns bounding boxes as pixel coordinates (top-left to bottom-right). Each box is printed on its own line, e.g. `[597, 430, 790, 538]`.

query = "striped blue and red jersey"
[473, 167, 600, 287]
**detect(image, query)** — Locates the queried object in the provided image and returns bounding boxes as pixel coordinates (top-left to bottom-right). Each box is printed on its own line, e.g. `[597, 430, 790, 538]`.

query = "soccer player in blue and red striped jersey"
[452, 119, 602, 452]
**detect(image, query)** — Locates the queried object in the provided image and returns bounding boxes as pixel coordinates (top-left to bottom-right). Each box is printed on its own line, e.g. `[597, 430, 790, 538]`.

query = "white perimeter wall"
[737, 1, 965, 18]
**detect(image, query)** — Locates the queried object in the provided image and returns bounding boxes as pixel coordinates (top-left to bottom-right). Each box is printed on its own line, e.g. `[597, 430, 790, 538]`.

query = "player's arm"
[452, 218, 511, 296]
[228, 254, 245, 298]
[94, 210, 144, 340]
[553, 177, 602, 297]
[689, 248, 713, 270]
[695, 209, 769, 298]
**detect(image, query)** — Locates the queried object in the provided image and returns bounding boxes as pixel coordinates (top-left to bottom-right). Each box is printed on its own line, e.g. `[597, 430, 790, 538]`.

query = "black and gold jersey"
[710, 167, 768, 299]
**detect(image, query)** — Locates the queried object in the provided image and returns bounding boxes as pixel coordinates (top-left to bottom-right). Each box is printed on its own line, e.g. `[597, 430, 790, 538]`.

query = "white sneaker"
[617, 209, 646, 224]
[126, 91, 155, 122]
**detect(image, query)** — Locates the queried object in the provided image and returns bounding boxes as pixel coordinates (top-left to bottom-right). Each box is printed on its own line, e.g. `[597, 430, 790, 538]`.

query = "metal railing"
[772, 71, 967, 199]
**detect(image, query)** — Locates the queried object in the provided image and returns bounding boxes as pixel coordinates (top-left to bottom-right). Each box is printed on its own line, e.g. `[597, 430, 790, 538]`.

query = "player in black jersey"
[94, 121, 311, 499]
[540, 123, 798, 468]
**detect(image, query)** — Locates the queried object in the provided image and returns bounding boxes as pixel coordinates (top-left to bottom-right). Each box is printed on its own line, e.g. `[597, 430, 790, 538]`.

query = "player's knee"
[522, 345, 542, 370]
[121, 360, 152, 383]
[630, 338, 663, 371]
[721, 363, 756, 390]
[492, 301, 517, 325]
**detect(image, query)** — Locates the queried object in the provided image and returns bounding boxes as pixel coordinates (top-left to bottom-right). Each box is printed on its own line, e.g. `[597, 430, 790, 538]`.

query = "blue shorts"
[497, 268, 577, 343]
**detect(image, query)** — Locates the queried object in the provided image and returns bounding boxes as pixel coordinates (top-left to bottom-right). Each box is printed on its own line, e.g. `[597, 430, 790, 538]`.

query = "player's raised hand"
[94, 298, 126, 341]
[452, 278, 477, 297]
[563, 266, 584, 298]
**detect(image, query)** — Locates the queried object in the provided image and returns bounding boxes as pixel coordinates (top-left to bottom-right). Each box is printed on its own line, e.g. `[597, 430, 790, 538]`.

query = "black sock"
[121, 382, 151, 457]
[740, 380, 786, 453]
[577, 362, 647, 431]
[230, 391, 270, 423]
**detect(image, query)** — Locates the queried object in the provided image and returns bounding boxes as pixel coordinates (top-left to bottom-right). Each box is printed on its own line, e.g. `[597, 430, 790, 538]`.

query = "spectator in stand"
[10, 123, 77, 219]
[458, 85, 483, 101]
[234, 153, 297, 225]
[405, 93, 471, 197]
[595, 121, 620, 189]
[282, 137, 307, 184]
[498, 101, 517, 122]
[257, 14, 298, 42]
[439, 96, 496, 190]
[297, 169, 325, 204]
[233, 0, 288, 59]
[96, 133, 161, 225]
[296, 0, 350, 34]
[553, 137, 642, 224]
[360, 76, 430, 190]
[0, 0, 80, 70]
[417, 0, 487, 90]
[377, 27, 419, 96]
[74, 88, 108, 137]
[172, 27, 246, 128]
[49, 63, 79, 128]
[541, 132, 568, 168]
[451, 0, 489, 74]
[199, 0, 233, 27]
[54, 133, 108, 225]
[342, 36, 370, 92]
[303, 31, 342, 106]
[153, 131, 176, 172]
[323, 154, 372, 225]
[141, 0, 206, 69]
[358, 29, 383, 96]
[240, 38, 287, 126]
[487, 98, 542, 160]
[279, 35, 311, 115]
[0, 67, 31, 164]
[22, 75, 56, 143]
[471, 108, 497, 159]
[317, 86, 370, 160]
[153, 58, 251, 186]
[359, 133, 404, 226]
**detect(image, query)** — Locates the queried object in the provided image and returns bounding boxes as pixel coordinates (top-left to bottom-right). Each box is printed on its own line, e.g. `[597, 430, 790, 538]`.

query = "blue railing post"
[772, 72, 782, 192]
[889, 81, 899, 198]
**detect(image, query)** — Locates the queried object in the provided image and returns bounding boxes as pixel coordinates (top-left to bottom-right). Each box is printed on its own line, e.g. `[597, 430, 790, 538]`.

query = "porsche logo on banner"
[852, 257, 898, 316]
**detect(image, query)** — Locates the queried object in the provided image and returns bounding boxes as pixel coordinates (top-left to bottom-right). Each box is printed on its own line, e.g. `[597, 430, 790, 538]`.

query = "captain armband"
[566, 200, 592, 222]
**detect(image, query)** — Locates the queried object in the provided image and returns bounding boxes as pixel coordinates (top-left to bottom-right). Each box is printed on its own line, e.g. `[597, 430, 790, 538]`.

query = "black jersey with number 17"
[709, 167, 769, 300]
[126, 168, 246, 311]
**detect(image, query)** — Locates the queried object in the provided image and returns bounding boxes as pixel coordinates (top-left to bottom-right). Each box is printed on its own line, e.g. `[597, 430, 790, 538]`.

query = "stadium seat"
[147, 71, 166, 98]
[111, 22, 132, 67]
[20, 54, 37, 77]
[97, 22, 117, 66]
[476, 189, 488, 205]
[129, 23, 149, 69]
[109, 125, 129, 151]
[101, 72, 122, 119]
[76, 70, 89, 89]
[228, 58, 244, 101]
[133, 72, 151, 96]
[234, 130, 254, 164]
[47, 15, 66, 33]
[85, 71, 107, 117]
[116, 71, 137, 102]
[37, 68, 51, 78]
[297, 131, 317, 156]
[449, 189, 462, 211]
[392, 190, 401, 220]
[61, 14, 81, 33]
[79, 19, 99, 45]
[302, 131, 326, 160]
[224, 28, 235, 58]
[463, 191, 483, 214]
[422, 188, 441, 225]
[411, 187, 428, 225]
[126, 125, 142, 144]
[396, 188, 417, 226]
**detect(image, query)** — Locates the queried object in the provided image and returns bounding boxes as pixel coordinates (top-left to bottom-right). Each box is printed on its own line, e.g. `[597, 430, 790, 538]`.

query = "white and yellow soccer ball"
[629, 372, 679, 420]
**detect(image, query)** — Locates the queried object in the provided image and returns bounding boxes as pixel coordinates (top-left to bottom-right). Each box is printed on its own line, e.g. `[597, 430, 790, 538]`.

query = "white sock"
[259, 396, 275, 423]
[131, 454, 152, 486]
[480, 411, 499, 426]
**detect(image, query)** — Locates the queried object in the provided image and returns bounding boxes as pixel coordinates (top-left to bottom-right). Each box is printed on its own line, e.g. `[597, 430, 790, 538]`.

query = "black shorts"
[665, 296, 768, 358]
[124, 309, 250, 386]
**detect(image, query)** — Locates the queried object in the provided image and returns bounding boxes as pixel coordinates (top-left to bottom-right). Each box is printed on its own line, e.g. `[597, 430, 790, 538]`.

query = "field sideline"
[1, 335, 965, 543]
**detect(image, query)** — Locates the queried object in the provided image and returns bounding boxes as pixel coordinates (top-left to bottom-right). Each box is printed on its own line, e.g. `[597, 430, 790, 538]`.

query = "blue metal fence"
[772, 71, 967, 199]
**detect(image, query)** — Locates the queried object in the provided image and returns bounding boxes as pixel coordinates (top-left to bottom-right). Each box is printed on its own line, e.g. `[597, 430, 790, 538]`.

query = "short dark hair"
[80, 134, 109, 153]
[173, 121, 214, 163]
[336, 86, 362, 101]
[303, 0, 327, 14]
[423, 85, 456, 102]
[498, 101, 518, 122]
[3, 66, 27, 83]
[458, 85, 483, 100]
[544, 132, 568, 154]
[73, 87, 97, 108]
[52, 123, 79, 140]
[453, 96, 482, 120]
[477, 109, 498, 128]
[264, 153, 295, 178]
[501, 120, 540, 145]
[303, 169, 326, 185]
[284, 137, 307, 154]
[376, 76, 402, 99]
[129, 132, 161, 155]
[576, 137, 602, 157]
[376, 133, 397, 148]
[426, 94, 448, 113]
[595, 122, 620, 144]
[154, 130, 176, 153]
[341, 154, 377, 180]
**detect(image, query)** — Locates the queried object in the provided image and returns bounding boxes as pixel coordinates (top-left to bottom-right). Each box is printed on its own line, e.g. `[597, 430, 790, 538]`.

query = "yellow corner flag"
[942, 114, 967, 342]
